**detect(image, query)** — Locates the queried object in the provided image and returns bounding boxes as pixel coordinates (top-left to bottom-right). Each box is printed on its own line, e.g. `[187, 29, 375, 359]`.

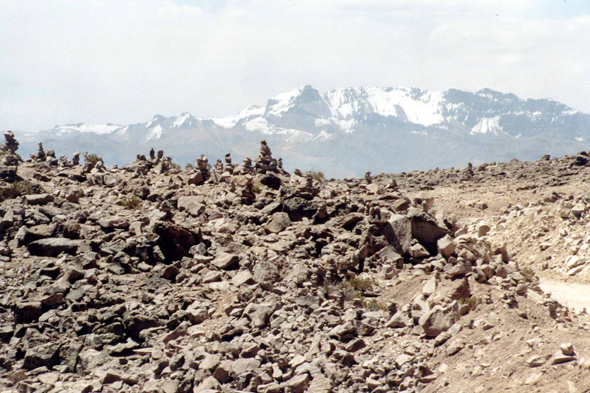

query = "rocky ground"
[1, 136, 590, 392]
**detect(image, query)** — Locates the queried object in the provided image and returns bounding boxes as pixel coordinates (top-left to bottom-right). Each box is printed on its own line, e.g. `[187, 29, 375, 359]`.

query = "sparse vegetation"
[185, 163, 194, 170]
[84, 152, 102, 165]
[1, 180, 32, 200]
[521, 266, 536, 282]
[324, 276, 377, 303]
[349, 276, 376, 291]
[0, 151, 22, 160]
[308, 170, 325, 182]
[121, 195, 142, 209]
[169, 162, 181, 170]
[363, 298, 388, 311]
[461, 296, 484, 311]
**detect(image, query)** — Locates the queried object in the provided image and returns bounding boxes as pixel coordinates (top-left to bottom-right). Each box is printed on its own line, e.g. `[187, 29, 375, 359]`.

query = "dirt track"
[540, 279, 590, 313]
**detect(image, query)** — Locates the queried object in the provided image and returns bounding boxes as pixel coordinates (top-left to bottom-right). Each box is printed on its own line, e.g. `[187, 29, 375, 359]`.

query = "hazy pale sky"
[1, 0, 589, 130]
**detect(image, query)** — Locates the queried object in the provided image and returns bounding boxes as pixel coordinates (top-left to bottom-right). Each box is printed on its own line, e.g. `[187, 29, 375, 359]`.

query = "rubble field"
[1, 133, 590, 392]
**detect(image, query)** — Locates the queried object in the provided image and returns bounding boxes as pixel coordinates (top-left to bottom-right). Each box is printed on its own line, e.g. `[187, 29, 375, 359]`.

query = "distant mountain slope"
[14, 86, 590, 177]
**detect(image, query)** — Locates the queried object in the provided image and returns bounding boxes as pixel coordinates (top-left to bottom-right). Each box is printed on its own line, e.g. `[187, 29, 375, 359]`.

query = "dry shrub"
[1, 181, 32, 200]
[308, 170, 325, 182]
[121, 195, 142, 209]
[84, 152, 102, 165]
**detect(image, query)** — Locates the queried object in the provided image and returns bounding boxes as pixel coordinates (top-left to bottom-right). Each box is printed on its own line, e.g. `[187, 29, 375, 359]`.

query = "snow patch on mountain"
[145, 124, 163, 142]
[471, 116, 503, 135]
[48, 123, 121, 135]
[324, 87, 446, 126]
[173, 113, 194, 128]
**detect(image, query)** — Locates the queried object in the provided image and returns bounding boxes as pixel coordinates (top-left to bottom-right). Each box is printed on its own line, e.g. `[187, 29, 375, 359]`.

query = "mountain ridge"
[13, 85, 590, 177]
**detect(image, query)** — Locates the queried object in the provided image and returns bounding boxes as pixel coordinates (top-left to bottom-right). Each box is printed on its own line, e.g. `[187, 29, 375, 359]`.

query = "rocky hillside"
[14, 86, 590, 178]
[1, 134, 590, 392]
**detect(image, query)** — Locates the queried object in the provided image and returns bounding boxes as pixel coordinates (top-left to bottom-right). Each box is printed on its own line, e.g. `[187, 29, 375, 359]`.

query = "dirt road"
[540, 279, 590, 313]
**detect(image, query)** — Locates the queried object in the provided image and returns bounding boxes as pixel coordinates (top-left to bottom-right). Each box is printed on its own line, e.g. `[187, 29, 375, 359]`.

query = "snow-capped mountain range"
[14, 85, 590, 177]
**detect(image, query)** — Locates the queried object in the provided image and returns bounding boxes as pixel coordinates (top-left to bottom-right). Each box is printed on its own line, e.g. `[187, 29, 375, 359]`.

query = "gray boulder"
[28, 238, 80, 257]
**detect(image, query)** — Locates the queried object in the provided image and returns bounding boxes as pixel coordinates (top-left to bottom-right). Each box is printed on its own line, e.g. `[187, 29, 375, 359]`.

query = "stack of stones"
[0, 131, 20, 182]
[255, 140, 280, 174]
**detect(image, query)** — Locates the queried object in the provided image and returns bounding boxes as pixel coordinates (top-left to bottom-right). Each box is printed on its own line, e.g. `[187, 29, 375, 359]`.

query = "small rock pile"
[0, 132, 20, 182]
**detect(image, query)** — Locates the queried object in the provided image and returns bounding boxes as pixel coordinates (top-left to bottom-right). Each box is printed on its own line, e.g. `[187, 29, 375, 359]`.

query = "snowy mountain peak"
[323, 86, 445, 126]
[263, 85, 329, 118]
[18, 85, 590, 178]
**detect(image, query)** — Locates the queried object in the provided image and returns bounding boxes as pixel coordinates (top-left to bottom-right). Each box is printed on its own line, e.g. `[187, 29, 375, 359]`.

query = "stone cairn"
[224, 153, 234, 174]
[30, 142, 46, 162]
[72, 152, 81, 166]
[215, 159, 223, 174]
[278, 157, 288, 175]
[58, 155, 69, 167]
[154, 155, 171, 175]
[128, 149, 169, 175]
[1, 131, 19, 154]
[240, 175, 256, 205]
[196, 155, 210, 181]
[0, 131, 20, 182]
[254, 140, 280, 174]
[461, 162, 474, 181]
[242, 157, 253, 174]
[46, 150, 58, 166]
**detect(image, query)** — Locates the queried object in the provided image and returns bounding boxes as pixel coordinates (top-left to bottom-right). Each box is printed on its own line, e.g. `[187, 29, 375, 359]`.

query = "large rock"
[283, 374, 311, 393]
[253, 259, 280, 290]
[28, 238, 80, 257]
[230, 358, 261, 378]
[437, 235, 456, 259]
[212, 253, 239, 270]
[265, 212, 291, 233]
[178, 196, 206, 217]
[386, 311, 413, 328]
[25, 194, 55, 205]
[24, 343, 60, 370]
[21, 224, 56, 244]
[382, 214, 413, 255]
[409, 212, 449, 252]
[153, 222, 197, 262]
[281, 197, 317, 221]
[419, 305, 459, 338]
[14, 301, 43, 324]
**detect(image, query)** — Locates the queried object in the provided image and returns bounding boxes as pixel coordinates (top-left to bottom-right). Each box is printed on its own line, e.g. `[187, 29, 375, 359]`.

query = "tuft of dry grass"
[121, 195, 142, 209]
[521, 266, 536, 282]
[308, 170, 325, 182]
[461, 296, 484, 311]
[1, 181, 32, 200]
[84, 152, 102, 165]
[324, 276, 378, 304]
